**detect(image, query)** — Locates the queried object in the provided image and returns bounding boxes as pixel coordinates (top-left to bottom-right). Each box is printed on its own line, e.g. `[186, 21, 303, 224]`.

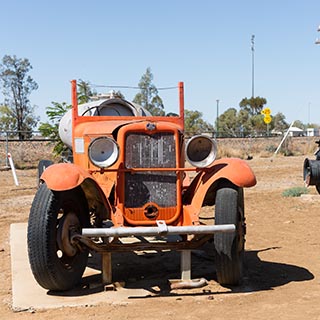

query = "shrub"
[265, 144, 277, 153]
[282, 187, 309, 197]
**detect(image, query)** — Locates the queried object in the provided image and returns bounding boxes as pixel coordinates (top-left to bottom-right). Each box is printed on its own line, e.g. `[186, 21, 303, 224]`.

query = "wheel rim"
[57, 212, 81, 257]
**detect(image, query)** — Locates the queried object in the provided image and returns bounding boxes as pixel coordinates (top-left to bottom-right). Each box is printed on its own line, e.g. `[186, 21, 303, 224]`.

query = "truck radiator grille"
[125, 133, 177, 208]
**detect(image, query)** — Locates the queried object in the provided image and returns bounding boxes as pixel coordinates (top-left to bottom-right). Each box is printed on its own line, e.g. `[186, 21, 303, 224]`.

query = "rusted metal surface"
[73, 234, 212, 253]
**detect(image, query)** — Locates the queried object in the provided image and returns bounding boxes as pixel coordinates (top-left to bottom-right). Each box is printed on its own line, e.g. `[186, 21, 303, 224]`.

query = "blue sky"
[1, 0, 320, 127]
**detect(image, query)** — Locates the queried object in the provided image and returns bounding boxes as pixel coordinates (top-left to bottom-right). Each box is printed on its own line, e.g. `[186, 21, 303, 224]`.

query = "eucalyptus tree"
[239, 96, 267, 116]
[0, 55, 39, 139]
[133, 68, 165, 116]
[185, 109, 213, 136]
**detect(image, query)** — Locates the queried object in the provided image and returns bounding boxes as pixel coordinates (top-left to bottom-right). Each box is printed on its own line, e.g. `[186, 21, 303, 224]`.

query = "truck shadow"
[48, 247, 314, 297]
[232, 247, 314, 293]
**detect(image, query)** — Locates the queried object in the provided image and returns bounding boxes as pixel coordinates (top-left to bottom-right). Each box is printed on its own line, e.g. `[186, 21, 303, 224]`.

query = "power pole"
[216, 99, 220, 138]
[316, 25, 320, 44]
[251, 35, 255, 98]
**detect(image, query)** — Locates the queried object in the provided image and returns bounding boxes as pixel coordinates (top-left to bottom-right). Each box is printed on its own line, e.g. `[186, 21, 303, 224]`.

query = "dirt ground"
[1, 155, 320, 319]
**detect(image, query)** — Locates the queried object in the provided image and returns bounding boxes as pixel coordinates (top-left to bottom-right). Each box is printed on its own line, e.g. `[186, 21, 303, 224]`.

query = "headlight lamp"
[88, 137, 119, 168]
[186, 135, 217, 168]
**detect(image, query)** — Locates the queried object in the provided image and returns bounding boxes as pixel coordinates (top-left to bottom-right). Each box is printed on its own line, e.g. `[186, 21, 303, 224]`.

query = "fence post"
[5, 131, 9, 167]
[7, 153, 19, 186]
[274, 121, 295, 155]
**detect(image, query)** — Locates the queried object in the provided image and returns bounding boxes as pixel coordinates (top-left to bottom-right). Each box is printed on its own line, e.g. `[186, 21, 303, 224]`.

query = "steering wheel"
[81, 106, 101, 116]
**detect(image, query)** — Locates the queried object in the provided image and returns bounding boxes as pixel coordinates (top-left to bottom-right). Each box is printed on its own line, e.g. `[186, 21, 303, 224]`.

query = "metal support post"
[181, 250, 191, 281]
[102, 252, 112, 285]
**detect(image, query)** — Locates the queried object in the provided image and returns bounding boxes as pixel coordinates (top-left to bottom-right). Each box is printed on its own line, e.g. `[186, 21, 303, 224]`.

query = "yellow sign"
[261, 108, 271, 115]
[264, 114, 272, 124]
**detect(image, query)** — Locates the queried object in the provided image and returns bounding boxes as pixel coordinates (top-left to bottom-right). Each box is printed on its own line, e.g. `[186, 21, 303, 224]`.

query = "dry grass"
[216, 136, 318, 159]
[0, 141, 56, 169]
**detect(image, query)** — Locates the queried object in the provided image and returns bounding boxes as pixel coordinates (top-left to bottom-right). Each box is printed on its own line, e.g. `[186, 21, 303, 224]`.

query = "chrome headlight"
[88, 137, 119, 168]
[186, 135, 217, 168]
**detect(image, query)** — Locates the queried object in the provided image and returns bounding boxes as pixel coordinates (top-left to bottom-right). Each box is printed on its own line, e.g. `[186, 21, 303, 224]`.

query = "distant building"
[306, 128, 320, 137]
[288, 126, 304, 137]
[271, 129, 283, 136]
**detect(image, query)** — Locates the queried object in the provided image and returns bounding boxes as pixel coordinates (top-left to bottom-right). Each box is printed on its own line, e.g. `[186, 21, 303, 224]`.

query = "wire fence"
[0, 131, 55, 142]
[0, 131, 55, 168]
[0, 130, 317, 169]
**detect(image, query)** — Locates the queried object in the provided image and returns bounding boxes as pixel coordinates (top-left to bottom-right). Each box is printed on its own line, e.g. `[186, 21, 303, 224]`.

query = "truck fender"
[184, 158, 256, 210]
[40, 163, 112, 220]
[40, 163, 93, 191]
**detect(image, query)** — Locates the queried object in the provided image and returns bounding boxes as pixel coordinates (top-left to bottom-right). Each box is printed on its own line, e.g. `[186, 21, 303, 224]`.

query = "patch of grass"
[216, 145, 247, 159]
[265, 144, 277, 153]
[282, 186, 309, 197]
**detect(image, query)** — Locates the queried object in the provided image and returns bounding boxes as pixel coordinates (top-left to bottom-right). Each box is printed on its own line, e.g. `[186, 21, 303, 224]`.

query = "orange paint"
[43, 80, 256, 228]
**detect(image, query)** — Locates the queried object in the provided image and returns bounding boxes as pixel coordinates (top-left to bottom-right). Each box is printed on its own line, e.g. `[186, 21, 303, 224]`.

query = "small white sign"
[74, 138, 85, 154]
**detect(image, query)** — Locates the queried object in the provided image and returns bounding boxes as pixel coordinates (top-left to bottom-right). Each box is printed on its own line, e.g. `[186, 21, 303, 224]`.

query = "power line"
[91, 84, 178, 90]
[157, 86, 178, 90]
[251, 34, 255, 98]
[92, 84, 139, 89]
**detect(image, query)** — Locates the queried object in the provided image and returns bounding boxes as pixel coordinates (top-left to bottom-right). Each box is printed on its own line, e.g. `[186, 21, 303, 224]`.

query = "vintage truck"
[27, 80, 256, 291]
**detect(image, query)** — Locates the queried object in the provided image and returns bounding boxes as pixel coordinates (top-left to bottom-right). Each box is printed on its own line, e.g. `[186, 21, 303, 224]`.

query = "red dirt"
[1, 155, 320, 319]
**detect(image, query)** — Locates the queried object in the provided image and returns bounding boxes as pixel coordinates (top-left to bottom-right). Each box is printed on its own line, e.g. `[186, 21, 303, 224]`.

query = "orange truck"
[27, 81, 256, 291]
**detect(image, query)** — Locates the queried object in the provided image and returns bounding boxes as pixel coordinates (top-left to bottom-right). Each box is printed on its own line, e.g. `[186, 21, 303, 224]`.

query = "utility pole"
[251, 35, 255, 98]
[216, 99, 219, 138]
[316, 25, 320, 44]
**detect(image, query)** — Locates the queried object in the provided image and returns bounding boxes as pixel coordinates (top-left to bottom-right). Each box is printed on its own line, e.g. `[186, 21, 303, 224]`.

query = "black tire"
[27, 183, 89, 291]
[214, 185, 245, 286]
[38, 160, 53, 186]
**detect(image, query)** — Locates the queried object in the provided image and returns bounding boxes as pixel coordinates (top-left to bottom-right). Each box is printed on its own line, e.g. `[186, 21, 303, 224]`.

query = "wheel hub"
[57, 212, 81, 257]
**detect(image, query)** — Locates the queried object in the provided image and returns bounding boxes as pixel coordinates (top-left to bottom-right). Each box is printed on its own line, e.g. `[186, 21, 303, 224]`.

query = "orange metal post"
[71, 79, 78, 153]
[71, 79, 78, 120]
[179, 82, 184, 130]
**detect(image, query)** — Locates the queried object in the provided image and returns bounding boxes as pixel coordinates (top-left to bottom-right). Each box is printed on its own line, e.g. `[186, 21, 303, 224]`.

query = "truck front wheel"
[27, 183, 89, 291]
[214, 184, 245, 286]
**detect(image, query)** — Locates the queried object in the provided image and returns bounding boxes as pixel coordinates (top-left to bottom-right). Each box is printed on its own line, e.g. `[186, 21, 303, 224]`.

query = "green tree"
[77, 79, 97, 104]
[293, 120, 306, 130]
[0, 55, 39, 139]
[217, 99, 290, 137]
[237, 109, 252, 135]
[184, 109, 214, 136]
[217, 108, 240, 137]
[38, 79, 98, 155]
[217, 108, 267, 137]
[239, 96, 267, 116]
[38, 102, 71, 155]
[133, 68, 165, 116]
[306, 122, 320, 129]
[0, 105, 16, 133]
[271, 112, 289, 132]
[250, 114, 265, 133]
